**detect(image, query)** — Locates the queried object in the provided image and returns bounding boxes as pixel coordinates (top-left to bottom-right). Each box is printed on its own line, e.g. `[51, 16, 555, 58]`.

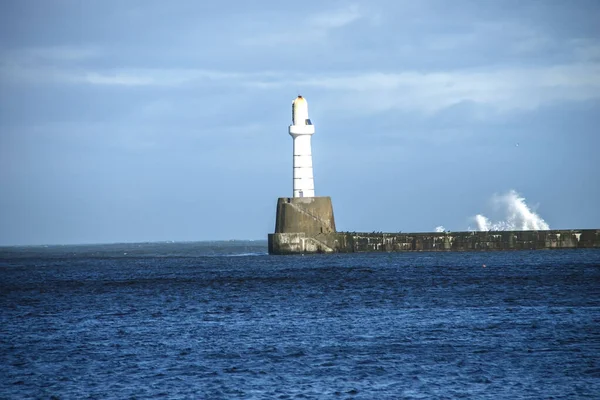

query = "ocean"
[1, 242, 599, 399]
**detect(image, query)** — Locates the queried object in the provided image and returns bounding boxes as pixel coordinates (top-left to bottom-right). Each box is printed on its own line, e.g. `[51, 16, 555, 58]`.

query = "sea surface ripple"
[1, 243, 599, 399]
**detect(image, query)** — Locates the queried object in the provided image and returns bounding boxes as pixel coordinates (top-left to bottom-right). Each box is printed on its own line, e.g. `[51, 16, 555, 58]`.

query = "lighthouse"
[289, 96, 315, 198]
[268, 94, 337, 254]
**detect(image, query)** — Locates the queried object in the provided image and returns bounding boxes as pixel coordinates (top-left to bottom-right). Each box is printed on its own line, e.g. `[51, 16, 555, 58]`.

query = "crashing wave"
[472, 190, 550, 231]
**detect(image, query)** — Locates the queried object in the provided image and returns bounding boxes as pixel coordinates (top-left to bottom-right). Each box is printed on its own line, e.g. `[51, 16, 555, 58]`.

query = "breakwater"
[268, 229, 600, 254]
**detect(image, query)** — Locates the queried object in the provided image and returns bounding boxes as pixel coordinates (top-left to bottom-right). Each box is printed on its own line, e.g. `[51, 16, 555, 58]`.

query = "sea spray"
[472, 190, 550, 231]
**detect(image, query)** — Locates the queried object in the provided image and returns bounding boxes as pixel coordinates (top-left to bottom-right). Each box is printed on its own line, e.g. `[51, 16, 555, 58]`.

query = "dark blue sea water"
[1, 242, 599, 399]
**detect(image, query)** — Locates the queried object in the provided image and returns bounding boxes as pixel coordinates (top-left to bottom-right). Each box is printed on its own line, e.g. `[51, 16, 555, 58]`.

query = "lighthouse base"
[268, 196, 338, 254]
[268, 232, 351, 255]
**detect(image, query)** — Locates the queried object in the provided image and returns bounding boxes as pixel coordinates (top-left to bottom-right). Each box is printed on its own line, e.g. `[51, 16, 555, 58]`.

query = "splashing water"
[435, 226, 446, 233]
[472, 190, 550, 231]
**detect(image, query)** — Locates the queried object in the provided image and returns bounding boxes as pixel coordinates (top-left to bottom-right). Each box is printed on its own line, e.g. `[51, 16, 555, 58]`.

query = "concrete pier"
[268, 229, 600, 255]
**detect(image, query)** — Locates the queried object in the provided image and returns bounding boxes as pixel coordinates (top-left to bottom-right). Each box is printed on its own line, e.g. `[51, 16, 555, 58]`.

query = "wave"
[471, 190, 550, 231]
[223, 252, 269, 257]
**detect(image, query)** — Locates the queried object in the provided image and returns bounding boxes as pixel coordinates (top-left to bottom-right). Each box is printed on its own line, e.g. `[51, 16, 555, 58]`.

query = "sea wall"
[268, 229, 600, 255]
[344, 230, 600, 252]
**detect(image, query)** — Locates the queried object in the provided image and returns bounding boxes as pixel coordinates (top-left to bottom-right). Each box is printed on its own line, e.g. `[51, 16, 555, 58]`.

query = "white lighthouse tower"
[289, 95, 315, 198]
[269, 94, 336, 254]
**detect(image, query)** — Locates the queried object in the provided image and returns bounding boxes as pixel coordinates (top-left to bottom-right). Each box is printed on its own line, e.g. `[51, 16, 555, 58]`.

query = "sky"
[1, 0, 599, 245]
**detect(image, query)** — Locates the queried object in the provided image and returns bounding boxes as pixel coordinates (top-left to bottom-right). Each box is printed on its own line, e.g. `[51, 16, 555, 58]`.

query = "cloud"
[295, 64, 600, 114]
[2, 46, 101, 63]
[308, 4, 362, 29]
[572, 39, 600, 61]
[74, 69, 248, 86]
[0, 63, 250, 86]
[79, 72, 155, 86]
[3, 61, 599, 115]
[239, 4, 366, 46]
[3, 9, 600, 118]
